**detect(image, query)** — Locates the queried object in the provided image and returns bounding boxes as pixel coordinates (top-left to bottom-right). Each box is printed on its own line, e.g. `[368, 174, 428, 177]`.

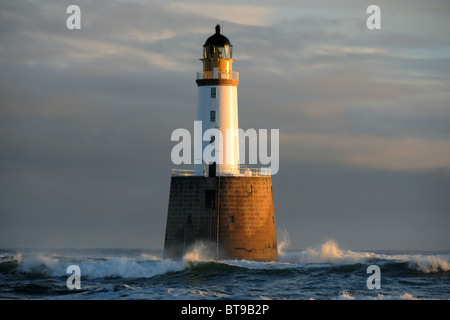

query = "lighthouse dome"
[204, 25, 231, 47]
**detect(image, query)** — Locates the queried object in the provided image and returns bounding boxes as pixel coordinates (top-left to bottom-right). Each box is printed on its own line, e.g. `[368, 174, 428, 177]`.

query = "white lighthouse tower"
[194, 25, 240, 176]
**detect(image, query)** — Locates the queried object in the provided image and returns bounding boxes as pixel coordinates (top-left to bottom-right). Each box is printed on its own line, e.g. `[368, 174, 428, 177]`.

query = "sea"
[1, 239, 449, 302]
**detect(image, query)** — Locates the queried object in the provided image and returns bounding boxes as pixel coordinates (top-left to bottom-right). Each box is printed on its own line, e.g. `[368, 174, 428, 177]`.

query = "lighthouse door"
[209, 162, 216, 177]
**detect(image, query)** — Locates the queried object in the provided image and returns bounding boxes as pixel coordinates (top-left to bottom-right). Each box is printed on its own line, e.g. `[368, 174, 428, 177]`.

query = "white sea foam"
[10, 251, 186, 279]
[164, 287, 231, 300]
[140, 253, 160, 261]
[277, 229, 291, 257]
[369, 252, 450, 273]
[407, 254, 450, 273]
[280, 238, 375, 264]
[183, 241, 217, 262]
[337, 291, 356, 300]
[17, 254, 63, 275]
[278, 232, 450, 273]
[336, 291, 423, 300]
[77, 258, 185, 279]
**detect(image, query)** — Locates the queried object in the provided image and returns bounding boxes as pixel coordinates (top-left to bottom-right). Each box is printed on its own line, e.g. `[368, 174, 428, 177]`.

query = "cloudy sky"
[1, 0, 449, 251]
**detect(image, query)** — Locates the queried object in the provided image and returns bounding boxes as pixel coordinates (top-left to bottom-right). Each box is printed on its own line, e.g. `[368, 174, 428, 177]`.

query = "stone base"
[163, 176, 278, 261]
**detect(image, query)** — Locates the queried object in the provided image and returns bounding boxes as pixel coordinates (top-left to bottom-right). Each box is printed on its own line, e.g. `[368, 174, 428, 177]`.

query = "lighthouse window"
[210, 87, 216, 98]
[224, 45, 232, 59]
[210, 110, 216, 122]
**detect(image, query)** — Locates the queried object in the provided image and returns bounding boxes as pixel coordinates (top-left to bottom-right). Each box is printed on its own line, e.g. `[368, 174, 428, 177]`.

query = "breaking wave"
[280, 239, 375, 264]
[0, 251, 185, 279]
[1, 236, 448, 283]
[277, 233, 450, 274]
[1, 239, 448, 300]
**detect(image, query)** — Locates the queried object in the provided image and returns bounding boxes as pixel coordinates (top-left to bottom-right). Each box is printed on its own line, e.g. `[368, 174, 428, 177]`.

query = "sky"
[1, 0, 449, 251]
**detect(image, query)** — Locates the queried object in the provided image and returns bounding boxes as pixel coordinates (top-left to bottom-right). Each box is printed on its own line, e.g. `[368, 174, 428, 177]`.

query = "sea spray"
[277, 229, 291, 257]
[303, 239, 374, 264]
[17, 254, 64, 276]
[183, 241, 217, 263]
[277, 234, 375, 264]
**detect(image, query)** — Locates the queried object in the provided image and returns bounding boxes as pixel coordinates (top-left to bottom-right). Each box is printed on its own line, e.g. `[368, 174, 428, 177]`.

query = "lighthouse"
[163, 26, 278, 261]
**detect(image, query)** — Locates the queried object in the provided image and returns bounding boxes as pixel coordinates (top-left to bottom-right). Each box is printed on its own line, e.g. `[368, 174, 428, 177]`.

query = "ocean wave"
[0, 252, 186, 279]
[183, 242, 288, 271]
[0, 246, 251, 281]
[78, 258, 186, 279]
[1, 244, 448, 300]
[382, 253, 450, 274]
[1, 239, 448, 282]
[277, 233, 450, 274]
[280, 239, 376, 265]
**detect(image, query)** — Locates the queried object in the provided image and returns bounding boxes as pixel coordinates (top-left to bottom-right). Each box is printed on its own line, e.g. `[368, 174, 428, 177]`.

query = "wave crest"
[280, 238, 374, 264]
[0, 252, 186, 279]
[277, 233, 449, 274]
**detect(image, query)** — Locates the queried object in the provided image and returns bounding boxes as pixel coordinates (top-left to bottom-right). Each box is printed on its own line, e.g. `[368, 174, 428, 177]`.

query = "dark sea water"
[1, 240, 449, 301]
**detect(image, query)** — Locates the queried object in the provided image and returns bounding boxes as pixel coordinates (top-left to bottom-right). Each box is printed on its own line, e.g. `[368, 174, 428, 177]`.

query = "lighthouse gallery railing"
[172, 166, 270, 177]
[196, 71, 239, 81]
